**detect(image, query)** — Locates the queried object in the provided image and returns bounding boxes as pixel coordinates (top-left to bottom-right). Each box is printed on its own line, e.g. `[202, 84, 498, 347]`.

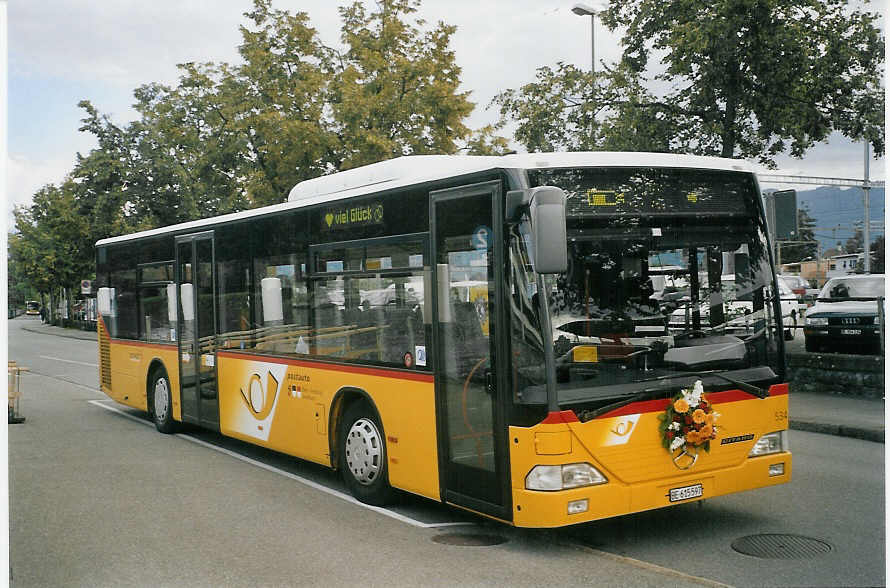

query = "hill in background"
[779, 186, 884, 254]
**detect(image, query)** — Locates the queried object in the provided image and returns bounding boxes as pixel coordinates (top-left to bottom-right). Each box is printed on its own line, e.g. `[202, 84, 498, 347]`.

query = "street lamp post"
[571, 3, 602, 74]
[572, 2, 605, 149]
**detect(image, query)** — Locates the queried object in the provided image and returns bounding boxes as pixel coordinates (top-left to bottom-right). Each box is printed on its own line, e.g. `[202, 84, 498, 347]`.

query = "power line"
[759, 174, 884, 188]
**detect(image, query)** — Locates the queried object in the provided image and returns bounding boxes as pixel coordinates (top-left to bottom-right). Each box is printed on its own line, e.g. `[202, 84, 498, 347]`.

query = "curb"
[20, 326, 97, 342]
[790, 419, 884, 443]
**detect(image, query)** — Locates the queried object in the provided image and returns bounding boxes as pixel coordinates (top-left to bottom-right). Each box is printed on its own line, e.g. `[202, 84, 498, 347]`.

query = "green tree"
[869, 235, 884, 273]
[74, 101, 150, 241]
[26, 0, 501, 264]
[844, 228, 864, 254]
[600, 0, 885, 163]
[231, 1, 335, 206]
[460, 125, 512, 156]
[10, 183, 93, 321]
[7, 243, 38, 315]
[131, 64, 251, 222]
[496, 0, 884, 163]
[492, 62, 680, 153]
[330, 0, 475, 169]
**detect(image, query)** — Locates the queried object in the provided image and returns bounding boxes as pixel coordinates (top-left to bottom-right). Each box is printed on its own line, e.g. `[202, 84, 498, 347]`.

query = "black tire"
[338, 400, 394, 506]
[149, 368, 178, 434]
[804, 338, 819, 353]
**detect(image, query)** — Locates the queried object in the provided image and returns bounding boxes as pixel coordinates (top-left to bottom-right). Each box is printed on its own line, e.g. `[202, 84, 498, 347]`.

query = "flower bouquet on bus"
[658, 380, 719, 469]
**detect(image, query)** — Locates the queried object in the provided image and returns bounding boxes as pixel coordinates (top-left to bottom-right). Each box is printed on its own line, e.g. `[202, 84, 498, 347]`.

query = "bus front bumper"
[511, 452, 791, 528]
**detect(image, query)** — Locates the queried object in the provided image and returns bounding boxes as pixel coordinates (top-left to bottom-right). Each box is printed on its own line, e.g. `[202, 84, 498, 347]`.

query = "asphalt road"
[8, 317, 885, 587]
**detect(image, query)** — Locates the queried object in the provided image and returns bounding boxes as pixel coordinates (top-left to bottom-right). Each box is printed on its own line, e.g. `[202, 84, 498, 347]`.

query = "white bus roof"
[96, 152, 756, 246]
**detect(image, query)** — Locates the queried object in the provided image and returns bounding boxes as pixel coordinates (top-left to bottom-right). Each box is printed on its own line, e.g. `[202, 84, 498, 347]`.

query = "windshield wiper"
[651, 370, 768, 399]
[583, 369, 768, 421]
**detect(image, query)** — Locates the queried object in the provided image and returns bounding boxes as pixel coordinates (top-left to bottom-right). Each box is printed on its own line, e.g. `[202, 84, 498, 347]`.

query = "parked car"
[775, 276, 801, 340]
[804, 274, 884, 353]
[667, 275, 799, 340]
[778, 274, 809, 301]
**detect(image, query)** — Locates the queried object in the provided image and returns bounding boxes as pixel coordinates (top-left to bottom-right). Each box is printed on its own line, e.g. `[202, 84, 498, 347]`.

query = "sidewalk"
[15, 320, 885, 443]
[789, 391, 884, 443]
[18, 320, 97, 341]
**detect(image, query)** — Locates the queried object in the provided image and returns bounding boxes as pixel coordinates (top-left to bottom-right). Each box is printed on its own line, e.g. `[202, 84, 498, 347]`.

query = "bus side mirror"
[529, 186, 568, 274]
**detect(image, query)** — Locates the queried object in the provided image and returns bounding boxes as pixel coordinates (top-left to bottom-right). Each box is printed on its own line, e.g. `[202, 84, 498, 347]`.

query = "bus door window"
[434, 192, 498, 474]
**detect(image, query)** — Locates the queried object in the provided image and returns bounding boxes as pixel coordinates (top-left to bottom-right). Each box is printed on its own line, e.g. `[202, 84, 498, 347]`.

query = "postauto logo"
[240, 372, 280, 420]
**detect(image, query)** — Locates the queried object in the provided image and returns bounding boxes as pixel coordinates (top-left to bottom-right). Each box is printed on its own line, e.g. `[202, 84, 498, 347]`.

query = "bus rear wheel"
[338, 400, 394, 506]
[149, 368, 178, 434]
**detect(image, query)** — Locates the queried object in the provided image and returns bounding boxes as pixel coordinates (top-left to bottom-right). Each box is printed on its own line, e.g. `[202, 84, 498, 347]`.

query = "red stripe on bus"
[108, 339, 177, 351]
[595, 383, 789, 419]
[216, 351, 435, 383]
[541, 410, 580, 424]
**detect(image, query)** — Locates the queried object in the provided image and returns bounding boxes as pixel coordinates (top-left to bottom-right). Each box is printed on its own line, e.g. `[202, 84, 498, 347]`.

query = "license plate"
[669, 483, 703, 502]
[840, 329, 862, 335]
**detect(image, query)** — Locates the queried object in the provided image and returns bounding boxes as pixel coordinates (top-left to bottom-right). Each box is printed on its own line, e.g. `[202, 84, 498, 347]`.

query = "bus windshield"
[511, 167, 782, 413]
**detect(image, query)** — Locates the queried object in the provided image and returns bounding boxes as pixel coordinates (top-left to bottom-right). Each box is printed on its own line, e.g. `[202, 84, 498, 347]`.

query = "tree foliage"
[492, 62, 681, 153]
[9, 183, 93, 314]
[496, 0, 884, 164]
[779, 203, 818, 263]
[869, 235, 884, 273]
[11, 0, 502, 299]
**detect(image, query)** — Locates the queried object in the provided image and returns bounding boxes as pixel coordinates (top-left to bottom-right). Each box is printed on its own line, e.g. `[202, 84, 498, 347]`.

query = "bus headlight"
[806, 316, 828, 326]
[525, 463, 607, 491]
[748, 431, 788, 457]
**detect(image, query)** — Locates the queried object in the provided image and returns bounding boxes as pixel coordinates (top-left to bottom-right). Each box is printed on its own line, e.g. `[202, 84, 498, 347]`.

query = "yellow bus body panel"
[102, 339, 181, 420]
[216, 353, 440, 502]
[509, 389, 791, 528]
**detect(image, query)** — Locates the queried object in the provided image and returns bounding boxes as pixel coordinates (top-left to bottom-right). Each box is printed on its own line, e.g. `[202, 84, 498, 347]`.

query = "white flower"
[669, 422, 681, 431]
[684, 379, 703, 406]
[670, 436, 685, 451]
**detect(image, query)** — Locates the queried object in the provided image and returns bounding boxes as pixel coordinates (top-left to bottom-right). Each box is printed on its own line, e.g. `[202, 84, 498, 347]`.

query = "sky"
[5, 0, 887, 218]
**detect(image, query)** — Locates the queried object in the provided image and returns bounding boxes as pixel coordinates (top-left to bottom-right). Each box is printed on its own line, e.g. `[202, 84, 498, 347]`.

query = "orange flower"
[692, 409, 707, 424]
[686, 430, 701, 445]
[706, 412, 717, 425]
[673, 398, 690, 413]
[701, 424, 714, 438]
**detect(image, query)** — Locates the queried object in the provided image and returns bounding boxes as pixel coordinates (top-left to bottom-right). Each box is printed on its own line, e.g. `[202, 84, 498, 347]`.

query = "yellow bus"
[25, 301, 41, 315]
[95, 152, 791, 527]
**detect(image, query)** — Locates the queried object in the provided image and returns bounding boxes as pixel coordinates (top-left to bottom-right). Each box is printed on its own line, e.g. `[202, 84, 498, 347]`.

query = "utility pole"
[863, 141, 871, 273]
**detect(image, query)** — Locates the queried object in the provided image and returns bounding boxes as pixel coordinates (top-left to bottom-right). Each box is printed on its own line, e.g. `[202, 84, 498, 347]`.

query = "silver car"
[804, 274, 884, 353]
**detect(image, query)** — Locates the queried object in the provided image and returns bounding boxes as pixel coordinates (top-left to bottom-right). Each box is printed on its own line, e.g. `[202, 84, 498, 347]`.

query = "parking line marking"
[87, 399, 472, 530]
[41, 355, 98, 367]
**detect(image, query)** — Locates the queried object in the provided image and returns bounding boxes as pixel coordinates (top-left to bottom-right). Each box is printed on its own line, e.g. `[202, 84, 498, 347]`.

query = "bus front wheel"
[338, 400, 394, 506]
[149, 368, 178, 434]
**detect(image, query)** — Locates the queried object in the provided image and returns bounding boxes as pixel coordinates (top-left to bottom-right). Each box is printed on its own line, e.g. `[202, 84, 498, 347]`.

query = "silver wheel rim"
[345, 418, 383, 485]
[154, 377, 169, 422]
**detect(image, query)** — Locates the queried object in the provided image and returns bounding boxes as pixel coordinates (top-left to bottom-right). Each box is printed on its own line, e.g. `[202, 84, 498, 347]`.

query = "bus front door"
[176, 232, 219, 430]
[431, 180, 510, 521]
